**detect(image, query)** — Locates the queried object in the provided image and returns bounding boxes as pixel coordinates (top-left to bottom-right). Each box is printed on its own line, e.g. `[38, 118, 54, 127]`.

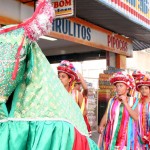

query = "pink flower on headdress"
[60, 60, 76, 71]
[57, 60, 78, 82]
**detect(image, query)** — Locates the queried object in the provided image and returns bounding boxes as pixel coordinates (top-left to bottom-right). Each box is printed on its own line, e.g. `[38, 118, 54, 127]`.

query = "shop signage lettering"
[50, 18, 132, 56]
[53, 0, 71, 8]
[107, 35, 127, 52]
[98, 0, 150, 29]
[52, 0, 74, 18]
[107, 0, 150, 17]
[126, 0, 149, 14]
[52, 18, 91, 41]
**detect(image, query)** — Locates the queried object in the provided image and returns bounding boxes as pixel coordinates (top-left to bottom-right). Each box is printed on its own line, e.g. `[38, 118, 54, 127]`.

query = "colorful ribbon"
[111, 103, 124, 149]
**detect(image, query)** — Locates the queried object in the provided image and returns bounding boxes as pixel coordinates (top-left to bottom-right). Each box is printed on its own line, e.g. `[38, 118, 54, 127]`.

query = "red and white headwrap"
[132, 70, 145, 80]
[57, 60, 78, 82]
[110, 71, 135, 89]
[135, 73, 150, 91]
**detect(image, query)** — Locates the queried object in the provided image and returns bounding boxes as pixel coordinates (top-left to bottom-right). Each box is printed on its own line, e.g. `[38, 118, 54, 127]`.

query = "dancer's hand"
[118, 95, 128, 104]
[98, 126, 104, 134]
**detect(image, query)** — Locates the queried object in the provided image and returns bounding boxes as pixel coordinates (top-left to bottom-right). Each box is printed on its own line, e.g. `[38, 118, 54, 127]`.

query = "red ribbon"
[12, 35, 25, 80]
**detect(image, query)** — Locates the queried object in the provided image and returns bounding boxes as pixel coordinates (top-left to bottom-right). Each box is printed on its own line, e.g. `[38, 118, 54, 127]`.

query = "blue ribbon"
[127, 93, 139, 150]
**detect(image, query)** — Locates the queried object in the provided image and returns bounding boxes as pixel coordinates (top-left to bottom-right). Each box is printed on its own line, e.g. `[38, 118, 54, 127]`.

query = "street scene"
[0, 0, 150, 149]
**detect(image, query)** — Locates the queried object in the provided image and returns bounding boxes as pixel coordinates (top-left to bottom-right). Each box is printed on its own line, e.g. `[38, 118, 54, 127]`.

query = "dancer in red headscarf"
[57, 60, 86, 113]
[98, 71, 139, 150]
[57, 60, 92, 137]
[133, 71, 150, 149]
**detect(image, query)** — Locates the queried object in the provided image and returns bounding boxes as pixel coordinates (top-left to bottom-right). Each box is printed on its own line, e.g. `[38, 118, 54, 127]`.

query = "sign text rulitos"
[49, 18, 133, 57]
[107, 35, 128, 52]
[52, 0, 74, 18]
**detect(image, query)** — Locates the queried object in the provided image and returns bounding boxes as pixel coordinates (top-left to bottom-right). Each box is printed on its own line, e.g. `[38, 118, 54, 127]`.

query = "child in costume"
[133, 72, 150, 149]
[0, 0, 98, 149]
[98, 71, 139, 150]
[57, 60, 92, 135]
[57, 60, 86, 114]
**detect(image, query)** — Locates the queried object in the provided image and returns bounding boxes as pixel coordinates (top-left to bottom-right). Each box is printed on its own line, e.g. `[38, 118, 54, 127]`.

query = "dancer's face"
[139, 85, 150, 97]
[115, 82, 128, 96]
[58, 72, 71, 87]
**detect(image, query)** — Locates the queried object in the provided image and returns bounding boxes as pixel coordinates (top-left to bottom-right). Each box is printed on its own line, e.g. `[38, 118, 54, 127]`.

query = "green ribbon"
[110, 103, 124, 150]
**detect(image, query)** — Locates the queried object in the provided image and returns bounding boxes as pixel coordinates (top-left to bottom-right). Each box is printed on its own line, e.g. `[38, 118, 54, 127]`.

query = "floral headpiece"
[57, 60, 78, 81]
[132, 70, 145, 80]
[135, 74, 150, 91]
[110, 71, 135, 89]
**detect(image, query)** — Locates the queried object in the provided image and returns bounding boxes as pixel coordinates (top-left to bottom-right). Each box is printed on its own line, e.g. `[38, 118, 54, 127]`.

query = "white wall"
[127, 50, 150, 73]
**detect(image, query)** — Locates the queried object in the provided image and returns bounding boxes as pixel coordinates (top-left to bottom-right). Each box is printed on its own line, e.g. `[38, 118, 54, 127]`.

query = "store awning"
[76, 0, 150, 50]
[17, 0, 150, 51]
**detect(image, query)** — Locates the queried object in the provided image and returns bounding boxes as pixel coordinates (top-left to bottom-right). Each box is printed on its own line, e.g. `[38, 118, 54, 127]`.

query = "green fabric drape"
[9, 41, 88, 135]
[0, 121, 74, 150]
[0, 27, 99, 150]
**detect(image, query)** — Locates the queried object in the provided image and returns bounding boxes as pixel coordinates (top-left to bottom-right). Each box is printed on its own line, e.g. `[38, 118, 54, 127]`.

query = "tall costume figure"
[99, 72, 139, 150]
[0, 0, 98, 149]
[133, 72, 150, 149]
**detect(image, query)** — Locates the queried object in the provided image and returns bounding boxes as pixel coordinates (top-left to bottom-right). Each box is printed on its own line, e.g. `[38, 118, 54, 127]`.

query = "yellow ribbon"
[81, 97, 85, 114]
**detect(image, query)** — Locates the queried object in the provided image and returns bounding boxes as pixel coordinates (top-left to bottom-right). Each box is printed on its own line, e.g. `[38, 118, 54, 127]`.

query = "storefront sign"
[50, 18, 133, 56]
[108, 35, 128, 52]
[98, 0, 150, 29]
[98, 73, 115, 102]
[52, 0, 74, 18]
